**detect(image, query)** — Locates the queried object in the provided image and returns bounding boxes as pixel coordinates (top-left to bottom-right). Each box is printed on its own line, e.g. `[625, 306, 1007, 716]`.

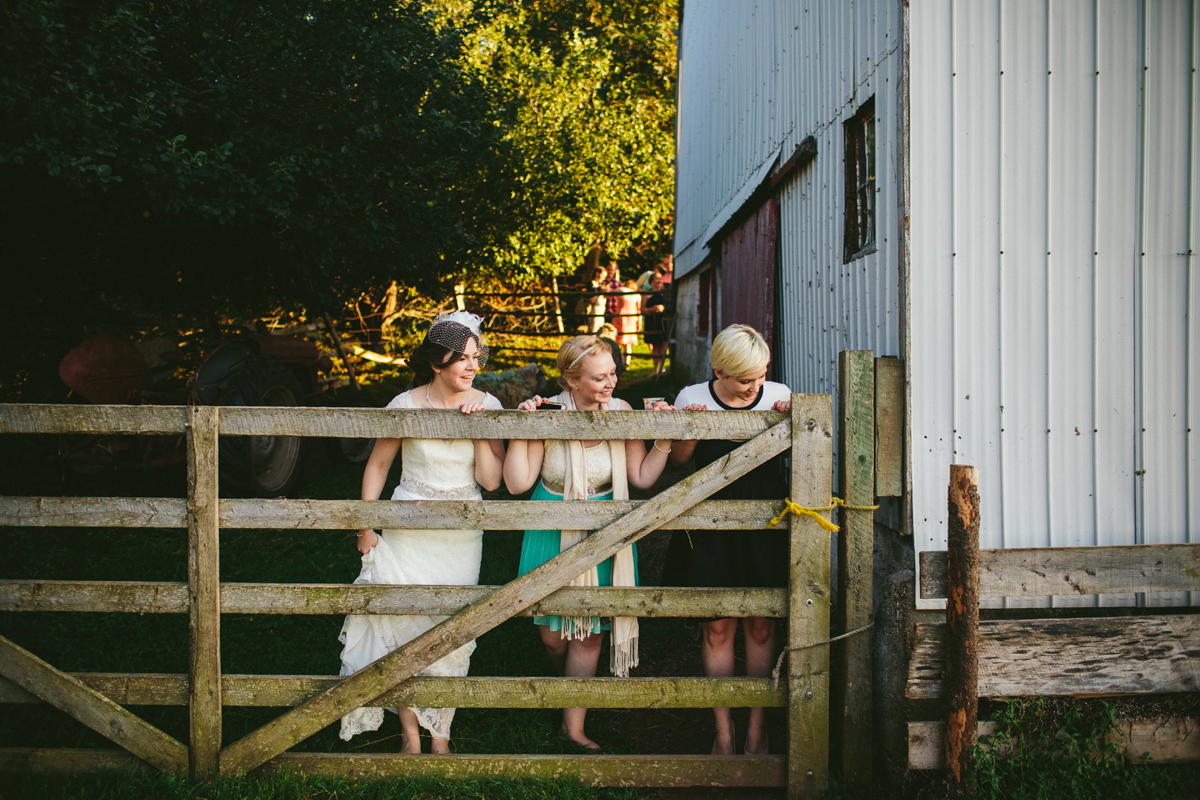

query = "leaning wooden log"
[0, 636, 188, 775]
[944, 465, 980, 796]
[218, 417, 794, 775]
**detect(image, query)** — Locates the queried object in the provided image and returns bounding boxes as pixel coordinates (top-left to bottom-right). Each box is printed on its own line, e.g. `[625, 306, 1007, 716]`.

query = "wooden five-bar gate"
[0, 355, 892, 798]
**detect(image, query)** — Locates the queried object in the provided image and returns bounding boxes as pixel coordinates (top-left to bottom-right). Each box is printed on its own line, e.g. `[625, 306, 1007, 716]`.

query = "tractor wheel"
[215, 354, 307, 497]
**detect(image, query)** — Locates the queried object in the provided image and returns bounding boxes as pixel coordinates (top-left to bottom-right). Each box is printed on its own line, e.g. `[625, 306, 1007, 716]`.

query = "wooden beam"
[0, 635, 187, 774]
[874, 357, 904, 497]
[787, 396, 833, 800]
[0, 748, 142, 773]
[0, 404, 187, 434]
[836, 350, 875, 786]
[944, 465, 980, 794]
[908, 717, 1200, 769]
[219, 417, 795, 774]
[906, 615, 1200, 699]
[0, 497, 188, 528]
[268, 752, 785, 787]
[0, 581, 785, 618]
[0, 496, 786, 531]
[216, 406, 785, 441]
[919, 543, 1200, 599]
[186, 406, 221, 780]
[220, 498, 787, 531]
[1, 673, 785, 709]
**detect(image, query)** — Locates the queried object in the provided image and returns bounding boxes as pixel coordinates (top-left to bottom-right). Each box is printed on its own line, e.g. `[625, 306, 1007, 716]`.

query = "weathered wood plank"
[944, 465, 981, 793]
[220, 498, 787, 531]
[219, 417, 794, 774]
[0, 497, 188, 528]
[0, 748, 143, 774]
[0, 674, 785, 709]
[836, 351, 874, 786]
[908, 717, 1200, 769]
[0, 581, 785, 618]
[0, 635, 187, 774]
[0, 404, 783, 440]
[0, 404, 187, 434]
[906, 616, 1200, 699]
[874, 357, 904, 497]
[218, 406, 785, 440]
[267, 752, 786, 788]
[0, 497, 785, 531]
[186, 406, 221, 780]
[787, 396, 833, 800]
[919, 543, 1200, 599]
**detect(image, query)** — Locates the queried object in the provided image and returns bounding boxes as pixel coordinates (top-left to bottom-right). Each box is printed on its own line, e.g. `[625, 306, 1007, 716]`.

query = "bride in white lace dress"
[338, 313, 504, 754]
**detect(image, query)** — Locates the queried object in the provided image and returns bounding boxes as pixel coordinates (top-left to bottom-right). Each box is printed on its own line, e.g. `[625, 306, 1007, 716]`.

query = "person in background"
[642, 274, 668, 377]
[635, 264, 663, 292]
[597, 323, 627, 379]
[612, 279, 643, 368]
[663, 324, 791, 757]
[338, 312, 505, 754]
[601, 255, 623, 323]
[503, 336, 674, 750]
[574, 266, 607, 333]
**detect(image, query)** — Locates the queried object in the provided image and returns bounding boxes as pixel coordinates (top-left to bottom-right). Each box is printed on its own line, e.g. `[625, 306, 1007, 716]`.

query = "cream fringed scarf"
[553, 390, 639, 677]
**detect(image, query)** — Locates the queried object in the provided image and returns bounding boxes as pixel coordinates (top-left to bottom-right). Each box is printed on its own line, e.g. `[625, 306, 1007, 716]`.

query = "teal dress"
[518, 481, 639, 633]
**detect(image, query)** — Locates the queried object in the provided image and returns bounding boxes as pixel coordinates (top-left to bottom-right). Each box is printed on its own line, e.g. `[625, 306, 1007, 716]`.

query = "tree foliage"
[1, 0, 505, 351]
[0, 0, 677, 382]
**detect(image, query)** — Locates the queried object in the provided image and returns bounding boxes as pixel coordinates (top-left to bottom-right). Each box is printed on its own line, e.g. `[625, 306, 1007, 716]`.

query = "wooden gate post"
[945, 465, 979, 796]
[836, 350, 875, 785]
[187, 406, 221, 780]
[787, 395, 833, 800]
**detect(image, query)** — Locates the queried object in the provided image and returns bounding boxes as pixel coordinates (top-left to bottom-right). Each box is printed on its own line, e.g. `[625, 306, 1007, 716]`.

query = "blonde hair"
[556, 335, 612, 388]
[710, 324, 770, 378]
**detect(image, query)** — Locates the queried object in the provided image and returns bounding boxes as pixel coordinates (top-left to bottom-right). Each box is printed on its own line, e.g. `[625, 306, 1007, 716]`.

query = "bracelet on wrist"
[653, 440, 672, 454]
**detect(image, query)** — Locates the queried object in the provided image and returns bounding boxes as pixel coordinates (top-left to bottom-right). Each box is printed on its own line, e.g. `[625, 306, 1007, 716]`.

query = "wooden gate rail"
[0, 400, 833, 799]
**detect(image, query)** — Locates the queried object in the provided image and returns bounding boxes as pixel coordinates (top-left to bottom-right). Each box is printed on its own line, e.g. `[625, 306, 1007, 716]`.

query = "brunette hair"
[409, 322, 480, 387]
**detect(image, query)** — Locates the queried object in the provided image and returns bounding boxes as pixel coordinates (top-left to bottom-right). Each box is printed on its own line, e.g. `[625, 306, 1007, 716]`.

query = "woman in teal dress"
[503, 335, 674, 749]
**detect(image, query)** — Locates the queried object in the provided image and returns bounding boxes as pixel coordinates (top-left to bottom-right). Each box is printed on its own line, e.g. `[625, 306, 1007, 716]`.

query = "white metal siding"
[674, 0, 905, 473]
[910, 0, 1198, 607]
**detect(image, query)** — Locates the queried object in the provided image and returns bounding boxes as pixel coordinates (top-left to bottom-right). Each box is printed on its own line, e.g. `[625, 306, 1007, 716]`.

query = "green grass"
[0, 769, 642, 800]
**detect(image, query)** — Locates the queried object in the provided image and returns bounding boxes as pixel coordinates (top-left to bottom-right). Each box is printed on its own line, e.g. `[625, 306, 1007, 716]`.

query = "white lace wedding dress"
[338, 389, 502, 741]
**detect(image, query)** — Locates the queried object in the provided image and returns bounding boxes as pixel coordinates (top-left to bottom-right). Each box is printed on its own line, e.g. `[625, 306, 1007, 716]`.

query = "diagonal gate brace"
[220, 418, 793, 774]
[0, 635, 189, 775]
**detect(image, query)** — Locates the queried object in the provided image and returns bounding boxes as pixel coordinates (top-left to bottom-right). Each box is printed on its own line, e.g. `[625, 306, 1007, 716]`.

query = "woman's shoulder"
[386, 389, 416, 409]
[480, 391, 504, 410]
[675, 382, 712, 406]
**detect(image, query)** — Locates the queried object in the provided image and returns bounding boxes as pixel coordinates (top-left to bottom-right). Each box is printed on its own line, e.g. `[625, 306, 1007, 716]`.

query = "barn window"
[843, 98, 876, 261]
[697, 267, 712, 339]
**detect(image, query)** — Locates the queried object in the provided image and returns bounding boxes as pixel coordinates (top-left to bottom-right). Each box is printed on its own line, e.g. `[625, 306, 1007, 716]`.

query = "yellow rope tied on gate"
[767, 497, 881, 533]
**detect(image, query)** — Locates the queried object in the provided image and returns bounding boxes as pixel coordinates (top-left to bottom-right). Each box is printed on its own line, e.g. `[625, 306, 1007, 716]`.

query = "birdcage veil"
[426, 310, 489, 367]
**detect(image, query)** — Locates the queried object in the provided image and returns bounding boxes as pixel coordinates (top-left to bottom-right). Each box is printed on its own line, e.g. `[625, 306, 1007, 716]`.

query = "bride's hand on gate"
[458, 401, 489, 414]
[356, 528, 379, 554]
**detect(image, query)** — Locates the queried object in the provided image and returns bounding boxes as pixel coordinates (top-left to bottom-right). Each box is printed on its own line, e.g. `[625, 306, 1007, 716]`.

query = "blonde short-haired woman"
[503, 335, 674, 749]
[665, 323, 792, 757]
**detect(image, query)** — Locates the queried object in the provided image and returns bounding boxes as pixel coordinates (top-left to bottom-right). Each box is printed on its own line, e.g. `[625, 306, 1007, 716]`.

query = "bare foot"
[399, 731, 422, 754]
[561, 724, 600, 750]
[430, 737, 451, 755]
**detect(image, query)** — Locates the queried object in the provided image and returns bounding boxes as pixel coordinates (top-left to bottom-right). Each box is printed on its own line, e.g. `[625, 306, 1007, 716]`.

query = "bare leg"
[541, 625, 604, 748]
[702, 618, 738, 755]
[539, 623, 569, 675]
[742, 616, 776, 754]
[397, 708, 422, 754]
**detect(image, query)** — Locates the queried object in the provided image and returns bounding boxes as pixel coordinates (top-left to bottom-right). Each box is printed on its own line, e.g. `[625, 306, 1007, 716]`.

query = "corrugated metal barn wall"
[909, 0, 1198, 608]
[673, 0, 905, 480]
